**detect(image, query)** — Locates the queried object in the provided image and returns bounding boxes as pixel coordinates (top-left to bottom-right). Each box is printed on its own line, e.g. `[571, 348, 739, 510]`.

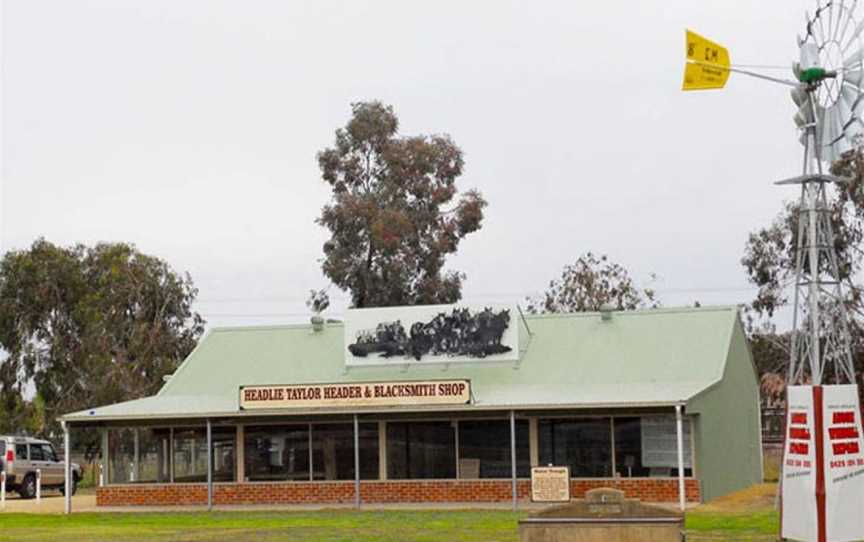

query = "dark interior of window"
[458, 420, 530, 478]
[245, 425, 310, 482]
[614, 417, 650, 477]
[311, 423, 379, 480]
[538, 418, 612, 477]
[387, 421, 456, 479]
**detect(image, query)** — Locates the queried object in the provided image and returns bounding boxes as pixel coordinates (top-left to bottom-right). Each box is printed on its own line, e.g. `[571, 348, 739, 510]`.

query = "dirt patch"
[693, 483, 776, 514]
[1, 492, 97, 513]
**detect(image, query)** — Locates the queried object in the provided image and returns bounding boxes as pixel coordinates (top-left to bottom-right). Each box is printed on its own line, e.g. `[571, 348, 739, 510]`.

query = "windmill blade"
[837, 90, 855, 128]
[845, 117, 864, 143]
[844, 16, 864, 51]
[841, 81, 862, 108]
[796, 104, 816, 128]
[792, 86, 810, 107]
[846, 68, 864, 87]
[815, 9, 829, 44]
[844, 47, 864, 68]
[826, 107, 843, 144]
[838, 0, 858, 44]
[833, 131, 852, 157]
[807, 10, 817, 41]
[834, 0, 847, 41]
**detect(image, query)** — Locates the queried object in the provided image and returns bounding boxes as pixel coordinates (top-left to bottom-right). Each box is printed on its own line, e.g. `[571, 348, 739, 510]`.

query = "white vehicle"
[0, 435, 82, 499]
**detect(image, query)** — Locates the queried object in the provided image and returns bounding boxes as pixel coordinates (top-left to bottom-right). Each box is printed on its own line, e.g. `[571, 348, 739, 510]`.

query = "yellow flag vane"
[683, 30, 731, 91]
[682, 29, 798, 91]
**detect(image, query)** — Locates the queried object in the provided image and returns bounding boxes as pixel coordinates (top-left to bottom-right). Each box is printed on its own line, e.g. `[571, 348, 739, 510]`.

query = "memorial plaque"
[530, 466, 571, 503]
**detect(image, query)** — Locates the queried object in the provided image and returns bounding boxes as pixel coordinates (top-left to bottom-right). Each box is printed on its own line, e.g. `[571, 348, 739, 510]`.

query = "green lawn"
[0, 508, 781, 542]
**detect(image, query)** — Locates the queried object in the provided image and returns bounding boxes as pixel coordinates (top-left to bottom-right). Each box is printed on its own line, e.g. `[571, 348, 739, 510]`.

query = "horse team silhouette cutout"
[348, 307, 512, 361]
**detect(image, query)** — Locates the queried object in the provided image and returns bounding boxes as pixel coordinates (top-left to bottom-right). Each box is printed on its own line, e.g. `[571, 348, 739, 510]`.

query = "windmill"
[683, 3, 864, 541]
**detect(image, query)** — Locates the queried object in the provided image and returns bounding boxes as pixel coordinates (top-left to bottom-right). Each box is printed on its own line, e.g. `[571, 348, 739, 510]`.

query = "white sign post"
[781, 384, 864, 542]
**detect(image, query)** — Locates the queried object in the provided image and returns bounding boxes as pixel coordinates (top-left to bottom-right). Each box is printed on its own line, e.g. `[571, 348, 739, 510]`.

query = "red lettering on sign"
[790, 427, 811, 440]
[829, 427, 860, 440]
[791, 412, 808, 425]
[832, 441, 861, 456]
[832, 411, 855, 424]
[789, 442, 810, 455]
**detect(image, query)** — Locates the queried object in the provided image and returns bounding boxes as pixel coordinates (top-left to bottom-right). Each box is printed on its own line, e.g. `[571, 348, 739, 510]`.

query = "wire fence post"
[36, 469, 41, 502]
[1, 471, 6, 510]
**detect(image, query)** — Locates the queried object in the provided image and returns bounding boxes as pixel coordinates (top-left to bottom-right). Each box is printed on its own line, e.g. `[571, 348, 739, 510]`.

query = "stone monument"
[518, 487, 684, 542]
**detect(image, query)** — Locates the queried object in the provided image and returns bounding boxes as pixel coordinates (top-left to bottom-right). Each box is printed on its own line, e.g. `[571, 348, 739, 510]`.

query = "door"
[40, 444, 64, 485]
[27, 444, 60, 486]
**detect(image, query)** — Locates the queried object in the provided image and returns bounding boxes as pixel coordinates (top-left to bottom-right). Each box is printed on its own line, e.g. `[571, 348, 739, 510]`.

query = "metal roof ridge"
[201, 304, 742, 333]
[522, 304, 740, 320]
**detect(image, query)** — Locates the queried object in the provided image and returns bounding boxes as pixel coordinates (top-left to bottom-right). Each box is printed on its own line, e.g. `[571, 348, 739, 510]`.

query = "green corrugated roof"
[63, 306, 742, 422]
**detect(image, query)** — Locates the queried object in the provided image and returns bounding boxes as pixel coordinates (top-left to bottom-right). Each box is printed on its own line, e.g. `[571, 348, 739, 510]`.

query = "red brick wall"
[96, 478, 701, 506]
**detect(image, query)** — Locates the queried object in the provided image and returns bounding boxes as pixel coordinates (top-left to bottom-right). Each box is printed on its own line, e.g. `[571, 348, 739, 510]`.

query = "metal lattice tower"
[784, 90, 857, 386]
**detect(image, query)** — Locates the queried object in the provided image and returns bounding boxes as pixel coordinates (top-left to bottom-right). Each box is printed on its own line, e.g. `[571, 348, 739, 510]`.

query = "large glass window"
[108, 428, 172, 483]
[538, 418, 612, 477]
[311, 423, 378, 480]
[614, 417, 650, 477]
[245, 425, 310, 481]
[211, 429, 236, 482]
[172, 429, 208, 482]
[387, 421, 456, 479]
[458, 420, 530, 478]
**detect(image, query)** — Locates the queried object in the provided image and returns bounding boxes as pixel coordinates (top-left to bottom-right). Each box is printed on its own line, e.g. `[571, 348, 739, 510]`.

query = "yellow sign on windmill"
[683, 30, 731, 90]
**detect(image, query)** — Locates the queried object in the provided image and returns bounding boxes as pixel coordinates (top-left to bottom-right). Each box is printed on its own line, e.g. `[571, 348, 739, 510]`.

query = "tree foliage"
[316, 101, 487, 308]
[0, 239, 204, 436]
[526, 252, 657, 314]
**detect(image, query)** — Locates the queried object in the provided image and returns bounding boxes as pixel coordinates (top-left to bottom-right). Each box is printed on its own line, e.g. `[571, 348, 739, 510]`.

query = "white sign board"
[531, 466, 571, 503]
[240, 380, 471, 410]
[822, 385, 864, 541]
[641, 415, 693, 469]
[344, 304, 519, 367]
[781, 385, 818, 542]
[782, 384, 864, 542]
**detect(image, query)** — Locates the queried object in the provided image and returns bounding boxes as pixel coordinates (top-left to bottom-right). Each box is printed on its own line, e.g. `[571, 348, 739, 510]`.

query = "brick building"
[60, 304, 762, 510]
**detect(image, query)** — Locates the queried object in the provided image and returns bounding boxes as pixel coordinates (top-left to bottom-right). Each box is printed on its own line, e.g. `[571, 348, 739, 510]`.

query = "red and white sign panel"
[782, 385, 818, 542]
[821, 385, 864, 541]
[782, 385, 864, 542]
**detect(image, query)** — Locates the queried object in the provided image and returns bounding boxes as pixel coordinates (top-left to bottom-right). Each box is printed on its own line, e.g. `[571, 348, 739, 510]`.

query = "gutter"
[60, 399, 691, 424]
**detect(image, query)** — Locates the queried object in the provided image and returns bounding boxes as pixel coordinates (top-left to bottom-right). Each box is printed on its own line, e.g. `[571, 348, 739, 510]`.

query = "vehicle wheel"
[18, 473, 36, 499]
[59, 476, 77, 497]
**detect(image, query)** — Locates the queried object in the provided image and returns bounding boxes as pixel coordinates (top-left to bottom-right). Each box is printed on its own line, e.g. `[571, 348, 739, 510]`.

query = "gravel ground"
[1, 491, 98, 513]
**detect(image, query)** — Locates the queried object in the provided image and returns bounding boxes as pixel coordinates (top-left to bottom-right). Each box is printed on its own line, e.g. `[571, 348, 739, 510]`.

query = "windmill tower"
[784, 3, 861, 388]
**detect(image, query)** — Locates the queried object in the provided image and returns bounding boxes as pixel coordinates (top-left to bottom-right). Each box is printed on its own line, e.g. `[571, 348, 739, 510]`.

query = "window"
[172, 429, 208, 482]
[171, 428, 236, 483]
[29, 444, 45, 461]
[387, 422, 455, 479]
[614, 418, 650, 477]
[245, 425, 310, 481]
[108, 428, 172, 484]
[311, 424, 378, 480]
[458, 420, 530, 478]
[40, 444, 57, 462]
[0, 442, 6, 456]
[15, 444, 27, 460]
[538, 418, 612, 478]
[211, 430, 236, 482]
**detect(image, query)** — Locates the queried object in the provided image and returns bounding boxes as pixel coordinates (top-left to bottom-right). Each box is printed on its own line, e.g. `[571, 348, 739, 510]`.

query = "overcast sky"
[0, 0, 821, 328]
